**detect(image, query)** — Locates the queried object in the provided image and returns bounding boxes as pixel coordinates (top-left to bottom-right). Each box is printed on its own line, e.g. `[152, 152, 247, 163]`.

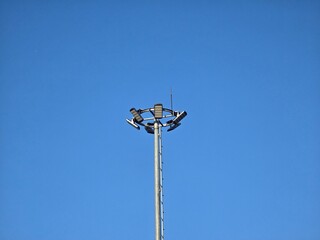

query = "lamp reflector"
[154, 103, 163, 119]
[130, 108, 144, 123]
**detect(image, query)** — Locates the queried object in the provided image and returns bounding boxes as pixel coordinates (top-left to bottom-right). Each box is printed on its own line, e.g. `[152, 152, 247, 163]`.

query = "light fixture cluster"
[126, 103, 187, 134]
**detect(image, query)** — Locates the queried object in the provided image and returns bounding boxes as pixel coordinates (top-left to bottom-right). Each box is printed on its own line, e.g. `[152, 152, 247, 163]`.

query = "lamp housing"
[172, 111, 187, 124]
[154, 104, 163, 119]
[126, 119, 140, 130]
[167, 123, 181, 132]
[130, 108, 144, 123]
[145, 126, 154, 134]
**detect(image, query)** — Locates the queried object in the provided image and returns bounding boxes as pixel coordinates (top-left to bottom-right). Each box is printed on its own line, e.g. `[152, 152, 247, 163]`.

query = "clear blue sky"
[1, 1, 319, 239]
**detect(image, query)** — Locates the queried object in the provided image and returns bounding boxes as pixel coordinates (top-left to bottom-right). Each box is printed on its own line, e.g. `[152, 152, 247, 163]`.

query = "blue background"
[1, 1, 319, 239]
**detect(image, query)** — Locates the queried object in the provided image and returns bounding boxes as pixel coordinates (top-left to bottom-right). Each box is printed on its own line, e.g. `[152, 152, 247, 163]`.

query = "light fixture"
[145, 126, 154, 134]
[167, 122, 181, 132]
[172, 111, 187, 124]
[154, 104, 163, 119]
[126, 119, 140, 130]
[130, 108, 144, 123]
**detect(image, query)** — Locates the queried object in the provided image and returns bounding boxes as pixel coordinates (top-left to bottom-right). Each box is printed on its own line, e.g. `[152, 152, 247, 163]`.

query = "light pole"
[126, 103, 187, 240]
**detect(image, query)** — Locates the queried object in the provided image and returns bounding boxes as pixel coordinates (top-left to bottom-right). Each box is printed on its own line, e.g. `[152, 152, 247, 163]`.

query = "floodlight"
[130, 108, 144, 123]
[145, 126, 154, 134]
[167, 123, 181, 132]
[154, 104, 163, 119]
[172, 111, 187, 124]
[126, 119, 140, 130]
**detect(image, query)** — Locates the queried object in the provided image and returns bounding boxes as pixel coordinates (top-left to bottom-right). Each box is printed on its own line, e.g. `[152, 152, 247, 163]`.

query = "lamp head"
[130, 108, 144, 123]
[145, 126, 154, 134]
[126, 119, 140, 130]
[173, 111, 187, 124]
[154, 103, 163, 119]
[167, 122, 181, 132]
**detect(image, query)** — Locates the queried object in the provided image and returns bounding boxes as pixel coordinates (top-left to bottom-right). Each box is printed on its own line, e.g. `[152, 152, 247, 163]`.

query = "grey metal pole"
[159, 125, 164, 239]
[154, 121, 161, 240]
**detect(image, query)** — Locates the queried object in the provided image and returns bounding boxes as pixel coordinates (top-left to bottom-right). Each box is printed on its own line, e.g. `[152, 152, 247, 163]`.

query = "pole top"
[126, 103, 187, 134]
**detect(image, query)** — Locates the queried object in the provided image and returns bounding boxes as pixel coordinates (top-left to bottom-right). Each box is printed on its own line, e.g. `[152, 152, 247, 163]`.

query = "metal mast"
[154, 121, 161, 240]
[126, 104, 187, 240]
[159, 126, 165, 239]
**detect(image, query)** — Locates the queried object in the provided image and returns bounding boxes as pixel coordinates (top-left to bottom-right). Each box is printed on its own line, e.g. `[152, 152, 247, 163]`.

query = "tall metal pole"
[159, 125, 165, 239]
[154, 121, 161, 240]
